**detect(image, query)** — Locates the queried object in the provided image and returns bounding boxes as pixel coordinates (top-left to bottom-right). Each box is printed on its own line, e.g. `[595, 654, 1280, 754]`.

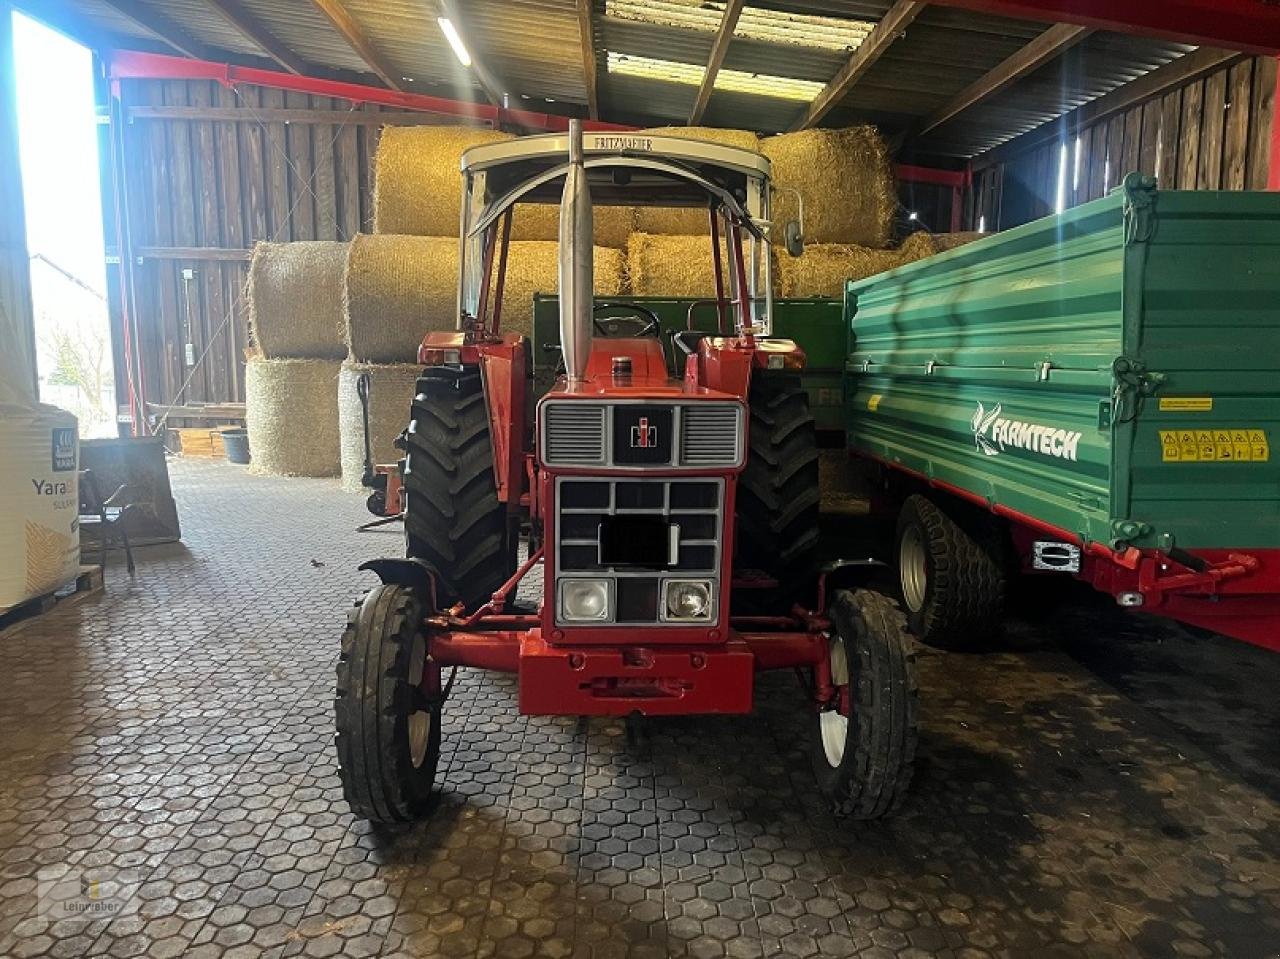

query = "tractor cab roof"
[461, 132, 771, 238]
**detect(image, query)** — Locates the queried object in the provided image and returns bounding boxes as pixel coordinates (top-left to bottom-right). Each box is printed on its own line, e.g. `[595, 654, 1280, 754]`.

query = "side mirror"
[784, 219, 804, 258]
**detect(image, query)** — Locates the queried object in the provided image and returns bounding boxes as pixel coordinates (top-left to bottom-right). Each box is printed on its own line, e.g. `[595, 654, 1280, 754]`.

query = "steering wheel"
[592, 302, 663, 339]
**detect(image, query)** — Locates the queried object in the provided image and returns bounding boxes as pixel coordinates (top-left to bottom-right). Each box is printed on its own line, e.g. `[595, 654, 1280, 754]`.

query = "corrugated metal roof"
[42, 0, 1207, 162]
[234, 0, 373, 76]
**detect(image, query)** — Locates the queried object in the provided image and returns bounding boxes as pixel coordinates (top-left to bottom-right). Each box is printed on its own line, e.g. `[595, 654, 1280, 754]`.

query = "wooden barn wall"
[105, 77, 462, 415]
[970, 55, 1277, 232]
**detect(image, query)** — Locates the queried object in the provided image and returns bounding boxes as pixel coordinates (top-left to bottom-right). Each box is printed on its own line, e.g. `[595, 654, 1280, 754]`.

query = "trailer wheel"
[895, 494, 1005, 648]
[811, 588, 918, 819]
[737, 373, 820, 597]
[335, 585, 441, 826]
[402, 367, 516, 610]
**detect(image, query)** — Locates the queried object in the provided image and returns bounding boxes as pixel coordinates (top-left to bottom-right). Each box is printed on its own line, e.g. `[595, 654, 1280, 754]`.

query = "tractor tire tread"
[402, 369, 514, 609]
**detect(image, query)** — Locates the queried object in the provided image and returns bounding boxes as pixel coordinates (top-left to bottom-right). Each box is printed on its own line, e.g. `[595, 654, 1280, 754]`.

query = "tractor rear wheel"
[401, 367, 516, 610]
[811, 588, 918, 819]
[895, 494, 1006, 648]
[736, 373, 820, 598]
[335, 584, 440, 826]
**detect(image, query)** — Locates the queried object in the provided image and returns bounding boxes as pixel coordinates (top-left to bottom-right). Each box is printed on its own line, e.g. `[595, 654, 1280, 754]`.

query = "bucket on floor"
[222, 429, 250, 464]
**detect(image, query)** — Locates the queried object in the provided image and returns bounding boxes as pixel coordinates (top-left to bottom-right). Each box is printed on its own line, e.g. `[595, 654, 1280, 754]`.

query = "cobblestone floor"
[0, 458, 1277, 959]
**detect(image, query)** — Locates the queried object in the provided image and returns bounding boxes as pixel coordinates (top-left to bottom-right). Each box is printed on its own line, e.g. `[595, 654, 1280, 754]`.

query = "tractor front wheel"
[335, 584, 441, 826]
[810, 588, 918, 819]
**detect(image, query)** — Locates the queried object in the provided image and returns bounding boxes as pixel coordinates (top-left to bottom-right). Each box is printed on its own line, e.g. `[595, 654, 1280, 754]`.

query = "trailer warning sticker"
[1159, 429, 1270, 462]
[1159, 397, 1214, 412]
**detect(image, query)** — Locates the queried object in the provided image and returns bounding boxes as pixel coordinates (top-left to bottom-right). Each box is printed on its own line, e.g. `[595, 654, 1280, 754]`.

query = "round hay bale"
[344, 234, 458, 363]
[933, 231, 987, 252]
[373, 126, 511, 236]
[501, 241, 626, 338]
[344, 234, 626, 359]
[337, 361, 418, 491]
[509, 202, 636, 248]
[897, 231, 938, 260]
[245, 358, 341, 477]
[247, 241, 348, 359]
[635, 127, 761, 235]
[373, 125, 634, 247]
[627, 233, 778, 299]
[762, 126, 896, 247]
[777, 244, 908, 299]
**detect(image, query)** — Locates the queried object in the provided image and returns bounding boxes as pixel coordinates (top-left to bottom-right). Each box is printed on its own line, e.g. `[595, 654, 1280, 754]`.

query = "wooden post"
[1270, 57, 1280, 190]
[0, 2, 38, 404]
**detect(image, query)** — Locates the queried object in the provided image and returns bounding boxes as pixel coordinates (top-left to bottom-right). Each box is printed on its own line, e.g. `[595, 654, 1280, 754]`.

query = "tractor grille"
[680, 405, 742, 466]
[541, 401, 742, 468]
[543, 403, 606, 465]
[555, 477, 723, 625]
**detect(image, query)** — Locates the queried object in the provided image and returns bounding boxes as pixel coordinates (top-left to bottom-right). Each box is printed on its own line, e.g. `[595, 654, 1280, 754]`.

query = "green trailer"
[845, 175, 1280, 651]
[531, 294, 847, 433]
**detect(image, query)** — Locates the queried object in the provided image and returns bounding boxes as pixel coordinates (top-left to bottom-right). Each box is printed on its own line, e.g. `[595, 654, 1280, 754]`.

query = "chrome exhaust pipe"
[559, 120, 594, 385]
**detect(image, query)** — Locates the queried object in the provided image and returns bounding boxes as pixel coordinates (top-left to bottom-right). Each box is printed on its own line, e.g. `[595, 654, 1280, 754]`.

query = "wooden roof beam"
[575, 0, 599, 119]
[688, 0, 744, 125]
[790, 0, 926, 131]
[204, 0, 308, 75]
[100, 0, 216, 60]
[916, 23, 1091, 137]
[309, 0, 403, 92]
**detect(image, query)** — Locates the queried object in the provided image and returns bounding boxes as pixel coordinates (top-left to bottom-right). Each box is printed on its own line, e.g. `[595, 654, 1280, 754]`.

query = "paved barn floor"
[1, 458, 1278, 959]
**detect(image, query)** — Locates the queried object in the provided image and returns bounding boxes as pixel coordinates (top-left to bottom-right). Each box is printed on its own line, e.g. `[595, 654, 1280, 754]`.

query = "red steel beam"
[106, 51, 634, 131]
[896, 163, 970, 188]
[924, 0, 1280, 56]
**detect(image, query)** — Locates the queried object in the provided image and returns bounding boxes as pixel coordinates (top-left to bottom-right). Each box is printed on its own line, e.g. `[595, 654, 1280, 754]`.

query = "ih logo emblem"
[972, 402, 1082, 462]
[630, 417, 657, 449]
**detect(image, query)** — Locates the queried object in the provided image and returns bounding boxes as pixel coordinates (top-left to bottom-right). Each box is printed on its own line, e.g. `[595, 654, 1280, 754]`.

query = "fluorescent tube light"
[438, 17, 472, 67]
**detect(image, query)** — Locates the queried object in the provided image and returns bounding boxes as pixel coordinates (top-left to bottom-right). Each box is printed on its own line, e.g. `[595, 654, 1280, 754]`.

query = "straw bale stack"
[344, 235, 458, 363]
[344, 234, 626, 360]
[496, 242, 626, 338]
[373, 126, 510, 236]
[897, 231, 938, 260]
[777, 233, 941, 299]
[635, 127, 760, 235]
[627, 233, 778, 299]
[372, 124, 634, 247]
[245, 358, 341, 477]
[508, 202, 637, 248]
[762, 127, 896, 247]
[337, 361, 418, 491]
[247, 241, 348, 359]
[932, 231, 987, 252]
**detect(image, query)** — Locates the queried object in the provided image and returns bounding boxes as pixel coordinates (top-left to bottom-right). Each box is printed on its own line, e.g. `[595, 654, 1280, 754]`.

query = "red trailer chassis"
[882, 461, 1280, 652]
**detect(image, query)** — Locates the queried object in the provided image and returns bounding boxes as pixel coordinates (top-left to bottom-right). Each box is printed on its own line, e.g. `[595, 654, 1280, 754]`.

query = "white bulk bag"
[0, 403, 80, 612]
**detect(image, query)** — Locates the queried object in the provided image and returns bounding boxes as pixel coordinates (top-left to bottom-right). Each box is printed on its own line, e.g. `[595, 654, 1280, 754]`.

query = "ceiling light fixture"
[437, 17, 472, 67]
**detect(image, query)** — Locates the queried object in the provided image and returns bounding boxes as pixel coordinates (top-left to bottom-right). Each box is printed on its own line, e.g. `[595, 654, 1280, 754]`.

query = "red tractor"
[336, 123, 917, 825]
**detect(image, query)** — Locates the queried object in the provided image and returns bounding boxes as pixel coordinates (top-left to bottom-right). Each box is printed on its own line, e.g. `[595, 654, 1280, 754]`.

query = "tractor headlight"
[559, 579, 610, 622]
[663, 580, 712, 621]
